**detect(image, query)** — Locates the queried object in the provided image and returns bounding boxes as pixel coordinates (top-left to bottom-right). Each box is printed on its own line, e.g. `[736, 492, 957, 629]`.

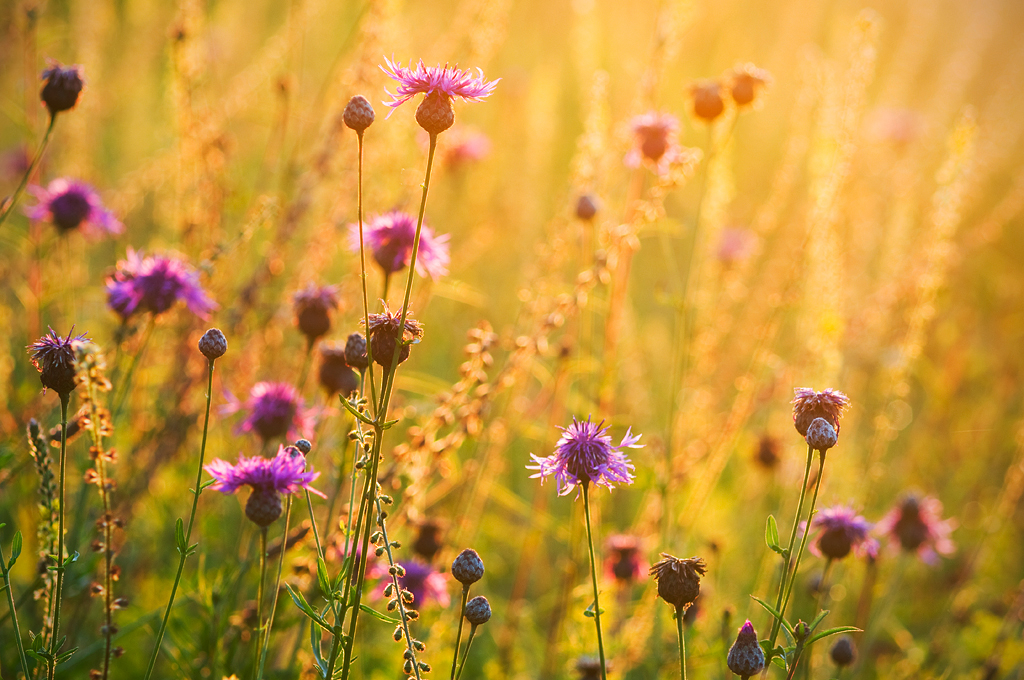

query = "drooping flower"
[365, 302, 425, 368]
[727, 620, 766, 678]
[40, 62, 84, 116]
[106, 248, 216, 320]
[224, 381, 314, 442]
[649, 554, 706, 610]
[803, 505, 879, 560]
[791, 387, 851, 437]
[381, 57, 499, 113]
[293, 283, 339, 343]
[349, 211, 450, 280]
[624, 112, 687, 177]
[527, 417, 642, 496]
[25, 178, 123, 237]
[605, 534, 645, 584]
[28, 327, 88, 397]
[204, 444, 325, 526]
[378, 560, 450, 609]
[876, 494, 956, 564]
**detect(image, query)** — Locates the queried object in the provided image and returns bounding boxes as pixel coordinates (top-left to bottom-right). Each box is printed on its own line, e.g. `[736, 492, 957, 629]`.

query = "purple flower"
[376, 559, 450, 609]
[224, 381, 314, 442]
[293, 283, 340, 342]
[25, 178, 123, 237]
[791, 387, 851, 437]
[28, 327, 88, 397]
[349, 211, 450, 280]
[106, 249, 216, 320]
[40, 62, 84, 115]
[876, 494, 956, 564]
[804, 505, 878, 561]
[528, 417, 642, 496]
[624, 112, 689, 177]
[605, 534, 645, 583]
[381, 57, 499, 115]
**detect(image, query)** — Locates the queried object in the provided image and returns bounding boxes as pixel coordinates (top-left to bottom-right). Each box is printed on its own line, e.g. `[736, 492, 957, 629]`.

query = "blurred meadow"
[2, 0, 1024, 678]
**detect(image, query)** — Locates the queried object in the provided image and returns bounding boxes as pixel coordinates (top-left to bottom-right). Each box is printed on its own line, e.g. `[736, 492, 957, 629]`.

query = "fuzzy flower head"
[792, 387, 851, 437]
[293, 283, 340, 342]
[40, 62, 84, 115]
[606, 534, 645, 584]
[25, 179, 123, 237]
[365, 302, 425, 368]
[649, 554, 706, 610]
[318, 343, 359, 397]
[528, 417, 642, 497]
[226, 381, 314, 442]
[381, 57, 499, 114]
[876, 494, 956, 564]
[28, 327, 88, 397]
[727, 620, 766, 678]
[804, 505, 878, 561]
[625, 112, 686, 177]
[106, 248, 216, 321]
[350, 210, 450, 280]
[377, 560, 450, 609]
[689, 80, 726, 123]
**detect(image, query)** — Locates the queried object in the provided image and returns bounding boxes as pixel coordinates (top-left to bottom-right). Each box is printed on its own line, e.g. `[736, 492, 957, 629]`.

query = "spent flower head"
[350, 210, 450, 280]
[792, 387, 850, 436]
[649, 554, 706, 610]
[41, 62, 84, 115]
[804, 504, 878, 560]
[225, 381, 314, 442]
[29, 327, 88, 397]
[25, 179, 122, 237]
[876, 494, 956, 563]
[365, 302, 425, 368]
[527, 416, 642, 497]
[106, 248, 216, 320]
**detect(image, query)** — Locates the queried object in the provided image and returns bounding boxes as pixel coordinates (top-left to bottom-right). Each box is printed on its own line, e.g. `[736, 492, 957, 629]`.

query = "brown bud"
[343, 95, 376, 132]
[416, 91, 455, 135]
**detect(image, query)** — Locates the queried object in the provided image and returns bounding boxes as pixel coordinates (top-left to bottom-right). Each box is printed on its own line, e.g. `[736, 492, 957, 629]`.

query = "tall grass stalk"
[0, 115, 56, 229]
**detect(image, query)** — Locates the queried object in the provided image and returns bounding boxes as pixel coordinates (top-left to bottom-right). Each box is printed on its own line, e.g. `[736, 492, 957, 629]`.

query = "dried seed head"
[830, 635, 856, 667]
[416, 91, 455, 135]
[451, 548, 485, 585]
[576, 194, 599, 221]
[41, 63, 84, 116]
[792, 387, 850, 436]
[343, 95, 376, 132]
[806, 417, 838, 452]
[245, 487, 283, 527]
[727, 620, 766, 678]
[464, 595, 491, 625]
[649, 554, 706, 610]
[198, 328, 228, 360]
[344, 332, 369, 371]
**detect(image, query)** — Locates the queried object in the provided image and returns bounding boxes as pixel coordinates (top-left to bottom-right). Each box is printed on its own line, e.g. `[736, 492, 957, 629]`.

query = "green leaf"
[339, 397, 374, 425]
[750, 596, 794, 636]
[55, 647, 79, 665]
[765, 515, 781, 554]
[807, 626, 861, 645]
[809, 608, 830, 631]
[359, 603, 400, 624]
[309, 621, 328, 677]
[200, 479, 217, 491]
[771, 656, 787, 670]
[11, 531, 22, 563]
[284, 584, 331, 630]
[175, 518, 186, 555]
[317, 557, 332, 599]
[583, 601, 606, 618]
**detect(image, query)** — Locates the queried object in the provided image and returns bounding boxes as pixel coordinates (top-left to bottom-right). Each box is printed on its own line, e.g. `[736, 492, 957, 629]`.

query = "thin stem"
[582, 484, 608, 680]
[779, 452, 826, 625]
[454, 625, 479, 680]
[354, 130, 378, 411]
[257, 497, 293, 679]
[0, 114, 56, 229]
[143, 359, 216, 680]
[47, 393, 70, 680]
[676, 607, 688, 680]
[111, 316, 156, 422]
[450, 585, 471, 680]
[256, 527, 268, 674]
[0, 534, 32, 679]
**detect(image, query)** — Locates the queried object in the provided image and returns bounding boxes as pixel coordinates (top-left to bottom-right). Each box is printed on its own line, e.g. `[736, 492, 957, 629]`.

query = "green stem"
[143, 358, 216, 680]
[0, 114, 56, 229]
[779, 452, 826, 625]
[257, 497, 293, 679]
[354, 130, 378, 411]
[0, 533, 32, 679]
[676, 607, 688, 680]
[453, 625, 479, 680]
[582, 483, 608, 680]
[47, 393, 70, 680]
[450, 585, 470, 680]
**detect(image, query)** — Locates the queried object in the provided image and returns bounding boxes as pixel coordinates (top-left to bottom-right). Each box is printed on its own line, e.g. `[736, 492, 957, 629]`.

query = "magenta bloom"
[605, 534, 645, 583]
[106, 248, 216, 320]
[381, 57, 499, 115]
[624, 112, 685, 177]
[804, 505, 878, 561]
[28, 327, 88, 397]
[792, 387, 851, 436]
[528, 417, 642, 496]
[376, 560, 450, 609]
[25, 178, 123, 237]
[876, 494, 956, 564]
[293, 283, 340, 342]
[349, 211, 450, 280]
[224, 381, 314, 442]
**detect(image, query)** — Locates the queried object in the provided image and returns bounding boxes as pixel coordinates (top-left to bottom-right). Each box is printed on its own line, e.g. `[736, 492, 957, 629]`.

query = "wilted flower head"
[726, 63, 772, 108]
[876, 494, 956, 563]
[380, 560, 450, 609]
[28, 327, 87, 397]
[650, 554, 706, 610]
[727, 620, 766, 678]
[527, 417, 642, 496]
[318, 343, 359, 397]
[625, 112, 686, 177]
[41, 62, 84, 115]
[226, 381, 314, 442]
[25, 179, 123, 237]
[689, 80, 726, 123]
[106, 248, 216, 320]
[792, 387, 850, 436]
[365, 302, 424, 368]
[804, 505, 878, 560]
[204, 445, 325, 526]
[293, 283, 339, 343]
[350, 210, 450, 280]
[381, 57, 499, 113]
[606, 534, 645, 583]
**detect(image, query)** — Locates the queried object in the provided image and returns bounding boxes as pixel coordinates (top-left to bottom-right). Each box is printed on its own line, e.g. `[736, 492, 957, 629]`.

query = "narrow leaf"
[358, 603, 400, 624]
[809, 608, 830, 631]
[317, 557, 331, 599]
[175, 518, 186, 554]
[12, 531, 23, 562]
[807, 626, 861, 645]
[750, 596, 794, 636]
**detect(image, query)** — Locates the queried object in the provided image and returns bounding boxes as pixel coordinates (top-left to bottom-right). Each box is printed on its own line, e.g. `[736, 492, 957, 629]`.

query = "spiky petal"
[380, 57, 499, 114]
[527, 416, 642, 496]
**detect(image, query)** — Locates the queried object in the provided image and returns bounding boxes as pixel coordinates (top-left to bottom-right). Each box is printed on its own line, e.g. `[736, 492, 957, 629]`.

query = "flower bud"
[806, 417, 838, 452]
[345, 332, 369, 371]
[830, 635, 856, 667]
[727, 620, 765, 678]
[198, 328, 227, 360]
[343, 95, 376, 133]
[451, 548, 484, 585]
[576, 194, 599, 221]
[464, 595, 491, 625]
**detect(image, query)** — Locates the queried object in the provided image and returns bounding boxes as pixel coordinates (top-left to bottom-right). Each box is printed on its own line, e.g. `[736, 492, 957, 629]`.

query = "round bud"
[416, 91, 455, 135]
[576, 194, 599, 221]
[198, 328, 228, 360]
[806, 417, 838, 452]
[727, 620, 766, 677]
[344, 332, 369, 371]
[41, 64, 84, 116]
[451, 548, 485, 585]
[294, 439, 312, 454]
[245, 488, 283, 527]
[343, 95, 376, 132]
[830, 635, 857, 667]
[464, 595, 491, 625]
[690, 81, 725, 122]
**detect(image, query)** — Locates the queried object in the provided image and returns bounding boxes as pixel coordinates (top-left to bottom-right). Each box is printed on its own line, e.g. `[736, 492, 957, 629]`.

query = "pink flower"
[25, 178, 122, 237]
[528, 417, 643, 497]
[624, 112, 689, 177]
[223, 382, 315, 442]
[876, 494, 956, 564]
[349, 211, 450, 280]
[381, 57, 499, 115]
[803, 505, 879, 560]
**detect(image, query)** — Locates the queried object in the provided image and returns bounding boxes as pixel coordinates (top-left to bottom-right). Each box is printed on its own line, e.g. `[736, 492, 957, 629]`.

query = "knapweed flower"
[225, 381, 314, 442]
[625, 112, 685, 177]
[527, 417, 642, 496]
[804, 505, 879, 560]
[726, 63, 772, 108]
[204, 445, 325, 526]
[293, 283, 339, 343]
[464, 595, 491, 625]
[876, 494, 956, 563]
[365, 302, 424, 368]
[606, 534, 645, 584]
[689, 80, 726, 123]
[727, 620, 766, 678]
[28, 327, 87, 398]
[379, 560, 450, 608]
[25, 179, 123, 237]
[381, 57, 499, 134]
[106, 249, 216, 320]
[830, 635, 857, 667]
[451, 548, 484, 585]
[350, 210, 450, 280]
[430, 125, 491, 168]
[792, 387, 851, 437]
[318, 343, 359, 397]
[412, 520, 443, 561]
[41, 62, 84, 115]
[650, 554, 706, 610]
